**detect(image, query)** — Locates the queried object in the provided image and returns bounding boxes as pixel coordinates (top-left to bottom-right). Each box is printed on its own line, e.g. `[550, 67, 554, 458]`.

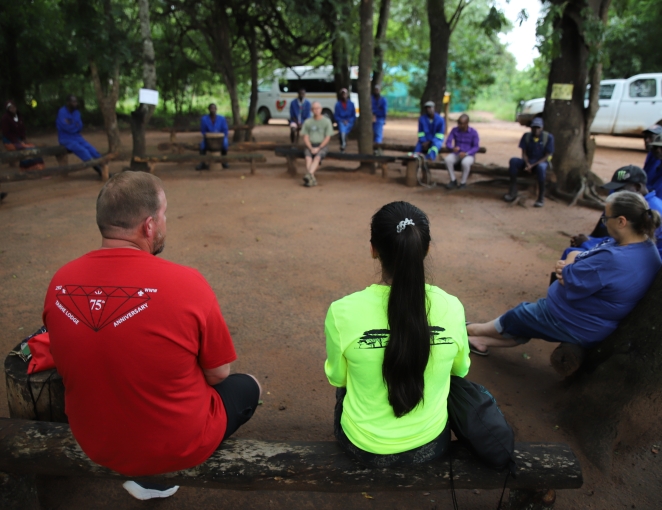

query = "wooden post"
[405, 160, 418, 187]
[55, 153, 69, 166]
[209, 151, 222, 172]
[250, 158, 256, 175]
[147, 162, 156, 174]
[286, 155, 298, 176]
[101, 164, 110, 182]
[381, 162, 388, 178]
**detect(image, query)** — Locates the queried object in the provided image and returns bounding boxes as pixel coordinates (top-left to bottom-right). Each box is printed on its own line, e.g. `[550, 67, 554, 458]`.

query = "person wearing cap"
[372, 85, 388, 144]
[563, 165, 662, 260]
[645, 133, 662, 195]
[444, 114, 480, 189]
[56, 95, 104, 178]
[1, 100, 44, 172]
[414, 101, 445, 162]
[504, 117, 554, 207]
[334, 88, 356, 153]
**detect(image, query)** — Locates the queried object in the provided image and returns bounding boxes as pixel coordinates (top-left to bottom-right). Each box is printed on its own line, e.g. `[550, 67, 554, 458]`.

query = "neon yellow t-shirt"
[324, 284, 470, 454]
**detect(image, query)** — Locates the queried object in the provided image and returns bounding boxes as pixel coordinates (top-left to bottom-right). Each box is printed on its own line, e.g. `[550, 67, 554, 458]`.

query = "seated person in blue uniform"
[646, 133, 662, 198]
[414, 101, 445, 161]
[468, 190, 662, 356]
[564, 166, 662, 260]
[289, 89, 311, 144]
[371, 85, 387, 144]
[643, 126, 662, 183]
[334, 88, 356, 153]
[504, 117, 554, 208]
[196, 103, 229, 171]
[56, 95, 102, 177]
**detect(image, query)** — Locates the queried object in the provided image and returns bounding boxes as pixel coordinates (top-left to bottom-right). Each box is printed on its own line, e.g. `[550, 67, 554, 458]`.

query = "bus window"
[287, 79, 336, 94]
[258, 80, 274, 93]
[279, 79, 290, 93]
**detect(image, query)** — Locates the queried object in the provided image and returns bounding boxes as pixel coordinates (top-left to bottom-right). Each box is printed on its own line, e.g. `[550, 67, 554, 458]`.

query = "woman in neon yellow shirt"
[324, 201, 471, 467]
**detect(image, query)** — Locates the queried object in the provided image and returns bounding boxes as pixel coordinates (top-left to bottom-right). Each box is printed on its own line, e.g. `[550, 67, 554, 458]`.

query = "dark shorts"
[304, 144, 328, 160]
[213, 374, 260, 442]
[333, 388, 450, 468]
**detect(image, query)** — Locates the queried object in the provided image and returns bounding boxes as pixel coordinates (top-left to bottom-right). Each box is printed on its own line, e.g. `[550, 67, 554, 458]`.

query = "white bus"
[256, 66, 359, 125]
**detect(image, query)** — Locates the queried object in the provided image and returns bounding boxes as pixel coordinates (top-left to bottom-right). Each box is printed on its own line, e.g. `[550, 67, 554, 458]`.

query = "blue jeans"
[60, 137, 100, 161]
[496, 299, 582, 345]
[508, 158, 547, 198]
[373, 118, 385, 143]
[414, 138, 442, 160]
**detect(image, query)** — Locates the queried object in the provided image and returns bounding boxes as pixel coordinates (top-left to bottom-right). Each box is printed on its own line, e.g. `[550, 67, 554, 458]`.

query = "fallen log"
[377, 143, 487, 154]
[0, 154, 116, 183]
[0, 146, 68, 163]
[133, 153, 265, 163]
[157, 141, 280, 153]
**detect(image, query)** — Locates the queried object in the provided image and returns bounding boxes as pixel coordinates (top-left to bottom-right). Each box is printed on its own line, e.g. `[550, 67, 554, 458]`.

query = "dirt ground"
[1, 117, 659, 509]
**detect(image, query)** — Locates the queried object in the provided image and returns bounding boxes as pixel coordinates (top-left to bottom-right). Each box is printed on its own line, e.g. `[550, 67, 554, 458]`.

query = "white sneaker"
[122, 480, 179, 500]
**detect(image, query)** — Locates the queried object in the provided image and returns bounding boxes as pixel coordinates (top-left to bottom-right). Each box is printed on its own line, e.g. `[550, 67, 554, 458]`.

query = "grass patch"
[472, 98, 518, 122]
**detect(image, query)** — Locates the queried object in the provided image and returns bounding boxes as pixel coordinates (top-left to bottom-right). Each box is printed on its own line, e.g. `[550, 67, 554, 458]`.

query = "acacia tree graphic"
[357, 326, 453, 349]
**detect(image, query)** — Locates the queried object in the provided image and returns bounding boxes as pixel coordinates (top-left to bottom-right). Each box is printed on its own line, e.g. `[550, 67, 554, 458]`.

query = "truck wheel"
[322, 108, 334, 124]
[257, 107, 270, 125]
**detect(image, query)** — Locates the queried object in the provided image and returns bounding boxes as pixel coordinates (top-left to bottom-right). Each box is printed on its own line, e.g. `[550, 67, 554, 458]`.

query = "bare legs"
[305, 155, 322, 176]
[467, 320, 519, 353]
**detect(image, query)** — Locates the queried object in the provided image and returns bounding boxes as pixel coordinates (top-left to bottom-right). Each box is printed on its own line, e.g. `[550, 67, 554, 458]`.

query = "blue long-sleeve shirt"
[372, 96, 387, 120]
[417, 113, 445, 144]
[334, 100, 356, 123]
[200, 114, 229, 151]
[289, 99, 311, 124]
[56, 106, 84, 144]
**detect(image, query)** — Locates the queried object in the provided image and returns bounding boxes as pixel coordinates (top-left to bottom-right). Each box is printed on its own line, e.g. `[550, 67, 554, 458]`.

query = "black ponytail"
[370, 202, 431, 417]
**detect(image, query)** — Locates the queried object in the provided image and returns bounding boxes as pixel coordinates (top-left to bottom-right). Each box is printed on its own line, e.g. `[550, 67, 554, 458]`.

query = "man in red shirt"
[43, 171, 261, 500]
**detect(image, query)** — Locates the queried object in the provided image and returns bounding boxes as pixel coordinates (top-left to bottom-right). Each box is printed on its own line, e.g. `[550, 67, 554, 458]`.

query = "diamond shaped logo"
[56, 285, 151, 332]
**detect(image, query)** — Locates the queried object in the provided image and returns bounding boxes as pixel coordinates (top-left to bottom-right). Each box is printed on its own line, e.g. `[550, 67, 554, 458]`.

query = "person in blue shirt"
[563, 166, 662, 260]
[646, 134, 662, 197]
[56, 95, 102, 177]
[466, 191, 661, 356]
[504, 117, 554, 207]
[196, 103, 229, 171]
[289, 89, 311, 144]
[414, 101, 445, 161]
[334, 88, 356, 153]
[371, 85, 387, 144]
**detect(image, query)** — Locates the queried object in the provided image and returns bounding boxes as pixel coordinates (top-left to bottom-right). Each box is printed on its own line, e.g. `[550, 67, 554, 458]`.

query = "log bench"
[375, 143, 487, 155]
[132, 153, 266, 175]
[274, 146, 397, 178]
[0, 418, 582, 510]
[0, 145, 70, 166]
[0, 154, 116, 183]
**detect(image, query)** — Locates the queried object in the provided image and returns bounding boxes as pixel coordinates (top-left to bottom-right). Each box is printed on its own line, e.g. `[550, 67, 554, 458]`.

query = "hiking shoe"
[534, 199, 544, 208]
[222, 163, 229, 169]
[306, 174, 318, 187]
[195, 162, 209, 171]
[458, 182, 467, 189]
[303, 173, 312, 185]
[122, 481, 179, 500]
[0, 192, 7, 203]
[445, 180, 458, 190]
[503, 193, 518, 202]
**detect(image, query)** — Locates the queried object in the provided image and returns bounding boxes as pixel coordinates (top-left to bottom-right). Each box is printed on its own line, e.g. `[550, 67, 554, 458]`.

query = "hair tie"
[396, 218, 415, 234]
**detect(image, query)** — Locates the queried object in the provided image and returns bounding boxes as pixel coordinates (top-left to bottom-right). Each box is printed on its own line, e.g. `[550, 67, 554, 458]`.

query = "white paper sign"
[139, 89, 159, 106]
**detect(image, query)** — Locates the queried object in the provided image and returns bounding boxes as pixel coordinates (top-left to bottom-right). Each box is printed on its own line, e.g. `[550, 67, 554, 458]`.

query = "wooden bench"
[0, 154, 116, 183]
[274, 146, 397, 178]
[0, 418, 582, 510]
[0, 146, 70, 166]
[133, 153, 266, 175]
[375, 143, 487, 155]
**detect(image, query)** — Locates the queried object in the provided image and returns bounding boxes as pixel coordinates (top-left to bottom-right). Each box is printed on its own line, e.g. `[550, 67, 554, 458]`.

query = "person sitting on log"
[642, 124, 662, 182]
[301, 101, 333, 188]
[289, 88, 311, 144]
[414, 101, 445, 162]
[325, 201, 470, 467]
[563, 166, 662, 260]
[42, 172, 261, 500]
[372, 85, 388, 145]
[467, 191, 662, 356]
[56, 95, 103, 178]
[196, 103, 229, 171]
[334, 88, 356, 153]
[443, 113, 480, 190]
[504, 117, 554, 208]
[645, 134, 662, 199]
[1, 100, 44, 171]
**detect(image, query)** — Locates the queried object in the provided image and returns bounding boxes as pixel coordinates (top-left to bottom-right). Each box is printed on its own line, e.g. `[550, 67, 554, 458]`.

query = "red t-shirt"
[42, 248, 236, 476]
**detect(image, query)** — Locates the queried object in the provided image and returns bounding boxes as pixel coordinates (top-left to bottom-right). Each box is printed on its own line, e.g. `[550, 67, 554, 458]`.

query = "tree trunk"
[357, 0, 374, 161]
[542, 0, 611, 192]
[245, 23, 258, 142]
[90, 61, 121, 153]
[2, 25, 22, 105]
[559, 269, 662, 473]
[130, 0, 157, 170]
[421, 0, 452, 113]
[371, 0, 391, 89]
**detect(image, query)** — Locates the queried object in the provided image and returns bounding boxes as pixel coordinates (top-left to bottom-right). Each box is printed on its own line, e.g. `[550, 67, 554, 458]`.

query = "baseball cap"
[643, 124, 662, 137]
[601, 165, 647, 190]
[530, 117, 544, 128]
[649, 133, 662, 147]
[424, 100, 435, 108]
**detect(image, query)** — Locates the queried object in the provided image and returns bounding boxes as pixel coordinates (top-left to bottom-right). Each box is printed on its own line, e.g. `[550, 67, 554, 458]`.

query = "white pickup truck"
[516, 73, 662, 135]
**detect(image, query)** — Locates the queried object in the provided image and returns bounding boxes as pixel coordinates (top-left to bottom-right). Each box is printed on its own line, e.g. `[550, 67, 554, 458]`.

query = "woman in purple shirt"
[466, 191, 661, 354]
[444, 114, 480, 189]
